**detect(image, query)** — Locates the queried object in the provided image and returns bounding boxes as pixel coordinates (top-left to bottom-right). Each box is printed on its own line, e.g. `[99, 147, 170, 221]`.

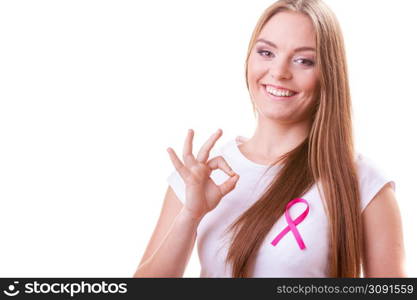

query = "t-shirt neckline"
[231, 136, 283, 173]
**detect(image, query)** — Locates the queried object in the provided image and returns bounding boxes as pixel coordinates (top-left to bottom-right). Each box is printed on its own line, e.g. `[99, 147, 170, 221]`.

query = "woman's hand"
[167, 129, 239, 220]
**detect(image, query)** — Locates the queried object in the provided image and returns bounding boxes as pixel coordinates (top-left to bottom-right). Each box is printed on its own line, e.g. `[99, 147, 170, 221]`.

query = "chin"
[258, 110, 293, 122]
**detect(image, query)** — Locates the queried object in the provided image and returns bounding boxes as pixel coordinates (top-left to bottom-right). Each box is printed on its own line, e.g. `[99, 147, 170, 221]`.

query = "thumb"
[218, 174, 239, 196]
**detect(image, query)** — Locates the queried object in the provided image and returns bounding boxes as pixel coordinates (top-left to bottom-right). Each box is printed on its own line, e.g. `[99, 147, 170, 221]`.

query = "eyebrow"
[255, 38, 316, 52]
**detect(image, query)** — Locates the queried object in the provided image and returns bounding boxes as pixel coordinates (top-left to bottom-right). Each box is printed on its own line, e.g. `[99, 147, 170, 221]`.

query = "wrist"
[178, 206, 204, 223]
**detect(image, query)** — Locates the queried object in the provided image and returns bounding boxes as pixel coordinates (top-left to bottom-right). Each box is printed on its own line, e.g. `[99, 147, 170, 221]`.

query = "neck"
[244, 117, 312, 161]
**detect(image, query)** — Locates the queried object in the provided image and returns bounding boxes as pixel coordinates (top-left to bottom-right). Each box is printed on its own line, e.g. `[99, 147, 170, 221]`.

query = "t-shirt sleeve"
[356, 154, 396, 213]
[166, 169, 186, 204]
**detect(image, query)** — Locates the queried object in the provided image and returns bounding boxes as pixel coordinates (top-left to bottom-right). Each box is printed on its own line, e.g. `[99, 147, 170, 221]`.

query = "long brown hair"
[225, 0, 362, 277]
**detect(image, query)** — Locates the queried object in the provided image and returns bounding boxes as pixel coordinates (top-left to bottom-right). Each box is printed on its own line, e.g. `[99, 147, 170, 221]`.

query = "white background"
[0, 0, 416, 277]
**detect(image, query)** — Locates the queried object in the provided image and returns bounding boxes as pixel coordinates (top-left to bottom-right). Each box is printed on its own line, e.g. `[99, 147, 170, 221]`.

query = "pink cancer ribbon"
[270, 198, 309, 250]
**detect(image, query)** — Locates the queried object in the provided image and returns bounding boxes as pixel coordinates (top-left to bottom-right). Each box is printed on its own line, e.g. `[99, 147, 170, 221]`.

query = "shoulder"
[354, 153, 396, 213]
[358, 155, 405, 276]
[355, 153, 386, 177]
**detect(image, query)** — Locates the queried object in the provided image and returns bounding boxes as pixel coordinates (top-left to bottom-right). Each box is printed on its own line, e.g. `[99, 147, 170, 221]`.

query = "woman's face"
[247, 11, 319, 124]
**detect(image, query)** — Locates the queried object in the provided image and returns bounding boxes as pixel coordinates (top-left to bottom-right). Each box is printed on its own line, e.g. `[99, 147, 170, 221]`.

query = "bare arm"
[362, 183, 407, 277]
[133, 187, 200, 277]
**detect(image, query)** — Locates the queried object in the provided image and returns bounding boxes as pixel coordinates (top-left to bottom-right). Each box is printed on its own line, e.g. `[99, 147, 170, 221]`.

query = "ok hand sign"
[167, 129, 239, 220]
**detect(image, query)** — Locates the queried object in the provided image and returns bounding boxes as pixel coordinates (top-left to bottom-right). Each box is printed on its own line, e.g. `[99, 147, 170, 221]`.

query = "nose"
[270, 58, 292, 80]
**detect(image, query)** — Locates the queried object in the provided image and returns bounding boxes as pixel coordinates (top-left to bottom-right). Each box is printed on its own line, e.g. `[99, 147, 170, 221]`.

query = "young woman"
[134, 0, 406, 277]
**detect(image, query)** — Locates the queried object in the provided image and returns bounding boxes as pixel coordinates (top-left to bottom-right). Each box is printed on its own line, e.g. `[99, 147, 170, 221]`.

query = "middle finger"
[196, 129, 222, 163]
[183, 129, 196, 165]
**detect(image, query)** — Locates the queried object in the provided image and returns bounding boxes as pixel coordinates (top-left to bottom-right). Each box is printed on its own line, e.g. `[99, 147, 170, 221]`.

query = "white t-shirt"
[166, 136, 395, 277]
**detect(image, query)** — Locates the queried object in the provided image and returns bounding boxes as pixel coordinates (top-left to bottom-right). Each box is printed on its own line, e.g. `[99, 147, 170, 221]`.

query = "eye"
[256, 49, 273, 58]
[294, 58, 315, 66]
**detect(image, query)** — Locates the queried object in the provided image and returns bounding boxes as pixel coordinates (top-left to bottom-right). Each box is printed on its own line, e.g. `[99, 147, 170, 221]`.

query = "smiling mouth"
[262, 84, 299, 100]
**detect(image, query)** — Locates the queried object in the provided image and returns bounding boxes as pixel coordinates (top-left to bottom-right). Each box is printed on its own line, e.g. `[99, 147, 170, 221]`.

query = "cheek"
[247, 56, 264, 82]
[298, 73, 319, 94]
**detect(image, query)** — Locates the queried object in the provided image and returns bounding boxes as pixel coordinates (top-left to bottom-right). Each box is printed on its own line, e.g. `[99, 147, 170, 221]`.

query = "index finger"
[196, 129, 222, 163]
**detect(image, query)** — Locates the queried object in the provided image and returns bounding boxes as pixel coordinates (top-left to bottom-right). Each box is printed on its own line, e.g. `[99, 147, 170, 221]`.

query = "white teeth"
[266, 86, 296, 97]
